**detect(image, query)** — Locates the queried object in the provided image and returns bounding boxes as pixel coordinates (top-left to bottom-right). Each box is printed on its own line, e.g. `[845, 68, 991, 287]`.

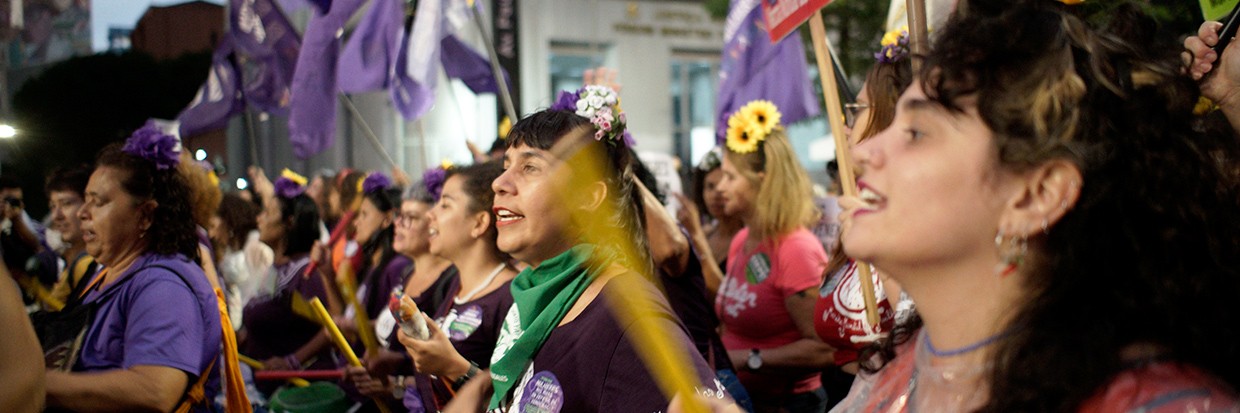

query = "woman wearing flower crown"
[239, 170, 334, 396]
[441, 86, 724, 412]
[715, 100, 835, 412]
[44, 122, 222, 412]
[832, 2, 1239, 411]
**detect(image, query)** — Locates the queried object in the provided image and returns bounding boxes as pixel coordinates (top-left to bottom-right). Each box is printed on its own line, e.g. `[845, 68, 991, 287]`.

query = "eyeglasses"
[844, 102, 870, 128]
[395, 213, 422, 228]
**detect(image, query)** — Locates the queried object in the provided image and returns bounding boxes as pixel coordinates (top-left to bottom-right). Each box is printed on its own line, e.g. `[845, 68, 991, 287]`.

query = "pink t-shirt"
[716, 227, 828, 396]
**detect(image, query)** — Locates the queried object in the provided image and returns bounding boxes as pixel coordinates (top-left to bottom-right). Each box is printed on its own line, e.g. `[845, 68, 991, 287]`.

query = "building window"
[549, 41, 610, 97]
[670, 52, 720, 167]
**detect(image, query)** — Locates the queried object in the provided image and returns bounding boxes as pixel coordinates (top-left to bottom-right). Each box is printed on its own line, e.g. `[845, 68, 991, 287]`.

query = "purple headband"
[362, 172, 393, 194]
[421, 167, 448, 201]
[122, 120, 182, 170]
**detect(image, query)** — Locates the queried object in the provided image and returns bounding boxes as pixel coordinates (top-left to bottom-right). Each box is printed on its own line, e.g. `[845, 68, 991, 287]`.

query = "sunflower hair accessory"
[122, 120, 182, 170]
[274, 169, 309, 199]
[726, 100, 782, 154]
[550, 85, 635, 147]
[875, 26, 910, 64]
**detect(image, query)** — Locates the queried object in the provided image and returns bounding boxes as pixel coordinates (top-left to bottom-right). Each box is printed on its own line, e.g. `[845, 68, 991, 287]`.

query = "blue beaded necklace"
[922, 328, 1013, 358]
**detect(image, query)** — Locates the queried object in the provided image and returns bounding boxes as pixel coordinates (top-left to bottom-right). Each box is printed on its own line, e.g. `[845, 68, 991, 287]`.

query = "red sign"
[762, 0, 832, 43]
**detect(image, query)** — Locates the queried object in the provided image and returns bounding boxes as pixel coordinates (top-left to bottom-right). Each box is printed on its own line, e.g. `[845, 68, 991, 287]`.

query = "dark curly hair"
[444, 161, 508, 261]
[864, 2, 1240, 411]
[95, 143, 201, 263]
[506, 109, 652, 276]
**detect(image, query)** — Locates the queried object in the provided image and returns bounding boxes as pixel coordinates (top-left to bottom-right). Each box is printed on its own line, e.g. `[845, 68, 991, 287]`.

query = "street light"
[0, 124, 16, 139]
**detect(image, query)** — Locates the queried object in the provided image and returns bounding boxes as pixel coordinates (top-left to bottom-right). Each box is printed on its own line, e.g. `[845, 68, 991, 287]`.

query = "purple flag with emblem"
[288, 0, 366, 159]
[177, 37, 243, 137]
[337, 0, 402, 92]
[392, 0, 502, 120]
[715, 0, 819, 141]
[231, 0, 301, 114]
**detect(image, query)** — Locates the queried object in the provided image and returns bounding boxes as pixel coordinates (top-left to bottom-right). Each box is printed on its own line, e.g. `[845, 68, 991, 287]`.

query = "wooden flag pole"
[467, 0, 519, 124]
[907, 0, 929, 71]
[808, 12, 881, 328]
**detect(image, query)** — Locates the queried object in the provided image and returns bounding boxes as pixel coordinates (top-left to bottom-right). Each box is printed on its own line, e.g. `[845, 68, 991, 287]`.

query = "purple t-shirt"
[241, 255, 331, 367]
[496, 274, 728, 413]
[76, 253, 222, 387]
[360, 255, 413, 320]
[661, 245, 733, 372]
[403, 276, 515, 412]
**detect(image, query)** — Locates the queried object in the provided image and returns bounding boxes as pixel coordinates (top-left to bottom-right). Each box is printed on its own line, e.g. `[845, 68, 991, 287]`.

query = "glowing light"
[0, 125, 17, 139]
[195, 149, 207, 161]
[236, 178, 249, 190]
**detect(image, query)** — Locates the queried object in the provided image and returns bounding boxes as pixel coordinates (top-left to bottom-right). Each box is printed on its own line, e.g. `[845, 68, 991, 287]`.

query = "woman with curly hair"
[43, 122, 222, 412]
[832, 2, 1240, 411]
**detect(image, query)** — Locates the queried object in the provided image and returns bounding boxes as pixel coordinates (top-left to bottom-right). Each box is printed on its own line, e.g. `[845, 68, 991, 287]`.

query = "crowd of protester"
[3, 1, 1239, 412]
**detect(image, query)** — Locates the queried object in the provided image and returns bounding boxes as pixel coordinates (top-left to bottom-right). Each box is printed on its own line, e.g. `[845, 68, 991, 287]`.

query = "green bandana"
[488, 244, 605, 409]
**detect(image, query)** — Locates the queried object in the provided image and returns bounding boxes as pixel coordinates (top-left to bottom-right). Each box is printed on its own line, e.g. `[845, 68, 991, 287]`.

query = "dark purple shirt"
[498, 274, 727, 413]
[360, 255, 413, 320]
[661, 246, 733, 371]
[241, 255, 330, 365]
[76, 253, 221, 411]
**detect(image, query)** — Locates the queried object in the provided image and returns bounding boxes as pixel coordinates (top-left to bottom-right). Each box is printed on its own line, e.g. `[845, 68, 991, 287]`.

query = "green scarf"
[488, 244, 604, 409]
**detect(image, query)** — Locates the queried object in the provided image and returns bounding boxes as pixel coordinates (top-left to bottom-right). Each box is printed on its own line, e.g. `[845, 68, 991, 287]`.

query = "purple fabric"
[241, 256, 331, 394]
[337, 0, 402, 93]
[662, 244, 733, 371]
[362, 255, 413, 320]
[274, 176, 307, 199]
[715, 0, 819, 142]
[421, 167, 448, 201]
[500, 274, 724, 412]
[177, 37, 244, 137]
[362, 172, 392, 194]
[390, 14, 433, 120]
[440, 34, 507, 95]
[288, 0, 365, 159]
[407, 278, 515, 410]
[230, 0, 301, 114]
[550, 90, 576, 112]
[123, 121, 182, 170]
[76, 254, 222, 382]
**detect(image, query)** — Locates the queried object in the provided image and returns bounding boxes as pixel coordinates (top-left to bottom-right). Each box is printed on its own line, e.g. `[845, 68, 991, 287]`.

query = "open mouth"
[493, 207, 524, 228]
[856, 182, 887, 213]
[81, 229, 97, 243]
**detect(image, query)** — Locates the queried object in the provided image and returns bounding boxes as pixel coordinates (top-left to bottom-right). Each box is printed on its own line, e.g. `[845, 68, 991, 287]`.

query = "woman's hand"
[398, 313, 471, 380]
[344, 366, 393, 398]
[1185, 21, 1240, 129]
[261, 357, 292, 371]
[310, 241, 337, 280]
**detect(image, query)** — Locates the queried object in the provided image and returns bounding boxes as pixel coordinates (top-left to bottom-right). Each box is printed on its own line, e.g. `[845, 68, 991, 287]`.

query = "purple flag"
[715, 0, 819, 141]
[440, 34, 507, 95]
[230, 0, 301, 113]
[177, 37, 243, 137]
[337, 0, 402, 93]
[390, 21, 431, 120]
[288, 0, 365, 159]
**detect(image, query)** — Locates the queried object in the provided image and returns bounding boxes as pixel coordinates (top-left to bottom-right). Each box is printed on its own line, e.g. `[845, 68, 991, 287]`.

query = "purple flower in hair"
[274, 177, 307, 199]
[550, 90, 579, 112]
[421, 167, 447, 201]
[122, 121, 182, 170]
[363, 173, 393, 194]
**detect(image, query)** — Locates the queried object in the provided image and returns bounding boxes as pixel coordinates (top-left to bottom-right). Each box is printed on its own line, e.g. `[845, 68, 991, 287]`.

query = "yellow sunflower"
[281, 168, 308, 186]
[726, 112, 761, 154]
[740, 100, 781, 136]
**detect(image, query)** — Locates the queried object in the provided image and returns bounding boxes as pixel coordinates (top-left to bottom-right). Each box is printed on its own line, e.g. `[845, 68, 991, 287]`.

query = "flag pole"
[466, 0, 519, 124]
[242, 110, 261, 168]
[808, 12, 881, 327]
[907, 0, 929, 71]
[339, 92, 401, 170]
